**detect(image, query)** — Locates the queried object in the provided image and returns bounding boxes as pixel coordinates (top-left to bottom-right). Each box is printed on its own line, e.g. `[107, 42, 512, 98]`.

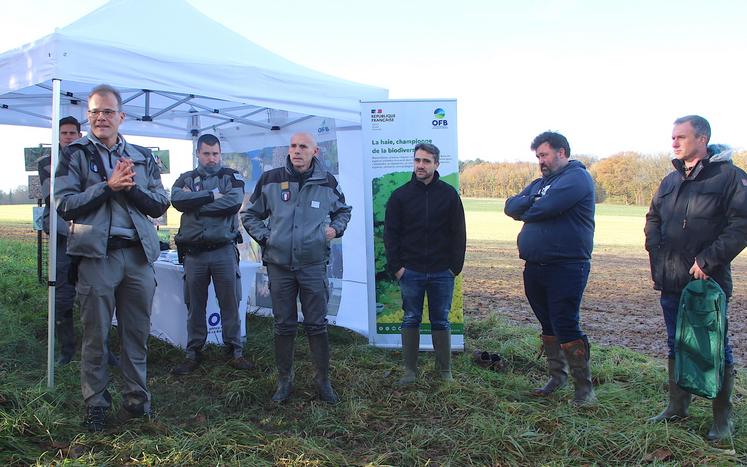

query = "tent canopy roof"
[0, 0, 387, 142]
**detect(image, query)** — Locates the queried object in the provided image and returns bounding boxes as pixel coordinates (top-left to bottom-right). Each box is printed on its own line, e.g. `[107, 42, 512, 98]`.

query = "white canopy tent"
[0, 0, 387, 387]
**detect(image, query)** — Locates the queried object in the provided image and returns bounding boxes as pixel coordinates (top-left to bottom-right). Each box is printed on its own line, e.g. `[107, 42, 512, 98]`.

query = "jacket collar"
[671, 144, 733, 179]
[285, 155, 326, 181]
[410, 170, 441, 187]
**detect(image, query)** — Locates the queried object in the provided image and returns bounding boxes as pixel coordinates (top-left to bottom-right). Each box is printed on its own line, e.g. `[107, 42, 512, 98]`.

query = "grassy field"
[0, 202, 744, 465]
[0, 204, 183, 228]
[464, 198, 647, 246]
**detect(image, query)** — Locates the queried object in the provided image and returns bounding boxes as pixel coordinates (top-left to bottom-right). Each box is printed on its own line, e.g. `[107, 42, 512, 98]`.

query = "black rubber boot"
[307, 333, 339, 404]
[561, 337, 597, 407]
[272, 334, 296, 403]
[649, 358, 691, 422]
[398, 327, 420, 386]
[532, 334, 568, 396]
[431, 329, 452, 381]
[55, 311, 76, 365]
[707, 365, 736, 442]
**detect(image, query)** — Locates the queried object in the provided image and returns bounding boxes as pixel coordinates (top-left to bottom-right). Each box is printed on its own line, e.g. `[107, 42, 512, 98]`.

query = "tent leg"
[47, 78, 62, 390]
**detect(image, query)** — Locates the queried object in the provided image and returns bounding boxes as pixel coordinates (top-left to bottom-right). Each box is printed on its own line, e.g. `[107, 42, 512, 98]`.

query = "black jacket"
[645, 145, 747, 297]
[384, 171, 466, 276]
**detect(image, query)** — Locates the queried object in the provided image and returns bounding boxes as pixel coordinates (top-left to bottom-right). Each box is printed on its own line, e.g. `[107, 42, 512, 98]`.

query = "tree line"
[0, 186, 33, 205]
[460, 150, 747, 205]
[2, 150, 746, 206]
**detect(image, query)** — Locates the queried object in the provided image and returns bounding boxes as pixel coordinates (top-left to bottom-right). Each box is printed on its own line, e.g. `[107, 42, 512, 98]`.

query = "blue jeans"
[399, 269, 454, 331]
[523, 261, 590, 343]
[660, 292, 733, 366]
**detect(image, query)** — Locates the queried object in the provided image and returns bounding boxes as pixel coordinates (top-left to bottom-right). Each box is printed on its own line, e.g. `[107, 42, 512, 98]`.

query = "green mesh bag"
[674, 279, 727, 399]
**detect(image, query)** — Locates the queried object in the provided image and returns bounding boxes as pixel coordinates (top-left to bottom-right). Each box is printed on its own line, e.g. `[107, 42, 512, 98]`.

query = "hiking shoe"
[113, 406, 152, 425]
[473, 350, 493, 368]
[227, 356, 255, 370]
[489, 353, 507, 372]
[171, 358, 200, 375]
[83, 406, 108, 433]
[472, 350, 507, 372]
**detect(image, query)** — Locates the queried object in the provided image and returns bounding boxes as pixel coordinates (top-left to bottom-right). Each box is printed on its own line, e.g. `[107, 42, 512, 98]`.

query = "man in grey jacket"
[241, 132, 351, 404]
[55, 84, 170, 432]
[170, 134, 253, 375]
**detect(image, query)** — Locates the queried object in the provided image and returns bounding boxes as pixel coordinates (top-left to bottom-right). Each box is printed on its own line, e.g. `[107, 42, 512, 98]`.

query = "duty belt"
[107, 237, 141, 251]
[183, 241, 233, 254]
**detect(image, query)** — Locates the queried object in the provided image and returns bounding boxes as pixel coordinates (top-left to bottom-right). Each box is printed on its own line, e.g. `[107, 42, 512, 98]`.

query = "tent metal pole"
[47, 79, 62, 389]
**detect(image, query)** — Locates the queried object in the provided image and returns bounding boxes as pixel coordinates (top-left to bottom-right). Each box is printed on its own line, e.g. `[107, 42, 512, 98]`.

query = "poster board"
[361, 99, 463, 350]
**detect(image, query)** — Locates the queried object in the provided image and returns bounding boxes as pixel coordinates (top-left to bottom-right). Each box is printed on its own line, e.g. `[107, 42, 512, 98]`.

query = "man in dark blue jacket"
[384, 143, 466, 385]
[505, 131, 596, 406]
[645, 115, 747, 442]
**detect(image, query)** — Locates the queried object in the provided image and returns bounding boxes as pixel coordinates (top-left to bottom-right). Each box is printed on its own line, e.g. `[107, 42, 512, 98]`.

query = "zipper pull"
[682, 218, 687, 229]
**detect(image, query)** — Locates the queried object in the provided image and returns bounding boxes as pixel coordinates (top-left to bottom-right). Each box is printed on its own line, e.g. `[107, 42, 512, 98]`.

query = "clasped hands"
[107, 157, 135, 192]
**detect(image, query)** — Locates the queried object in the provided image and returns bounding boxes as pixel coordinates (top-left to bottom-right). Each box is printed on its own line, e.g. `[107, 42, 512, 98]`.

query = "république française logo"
[370, 108, 395, 122]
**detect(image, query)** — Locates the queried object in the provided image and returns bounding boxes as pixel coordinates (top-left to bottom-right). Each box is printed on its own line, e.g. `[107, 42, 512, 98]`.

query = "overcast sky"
[1, 0, 746, 191]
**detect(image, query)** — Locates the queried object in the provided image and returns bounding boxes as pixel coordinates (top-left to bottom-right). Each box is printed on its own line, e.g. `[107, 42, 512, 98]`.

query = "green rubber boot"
[649, 359, 691, 422]
[398, 327, 420, 386]
[431, 329, 452, 381]
[707, 365, 736, 442]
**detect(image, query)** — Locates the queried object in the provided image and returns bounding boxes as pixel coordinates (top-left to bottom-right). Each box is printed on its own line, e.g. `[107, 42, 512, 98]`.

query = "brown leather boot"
[561, 338, 597, 407]
[532, 335, 568, 396]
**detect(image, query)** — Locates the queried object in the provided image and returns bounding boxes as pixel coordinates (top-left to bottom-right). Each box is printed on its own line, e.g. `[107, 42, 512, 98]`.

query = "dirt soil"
[463, 240, 747, 364]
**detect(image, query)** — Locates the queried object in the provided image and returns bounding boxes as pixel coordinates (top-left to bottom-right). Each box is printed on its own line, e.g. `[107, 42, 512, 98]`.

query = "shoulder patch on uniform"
[741, 178, 747, 187]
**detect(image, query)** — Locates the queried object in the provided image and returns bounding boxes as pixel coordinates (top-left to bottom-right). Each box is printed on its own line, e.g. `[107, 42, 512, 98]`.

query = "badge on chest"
[281, 181, 291, 202]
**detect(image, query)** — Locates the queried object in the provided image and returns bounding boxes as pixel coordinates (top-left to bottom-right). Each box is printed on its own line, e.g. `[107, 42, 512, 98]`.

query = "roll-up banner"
[361, 99, 463, 350]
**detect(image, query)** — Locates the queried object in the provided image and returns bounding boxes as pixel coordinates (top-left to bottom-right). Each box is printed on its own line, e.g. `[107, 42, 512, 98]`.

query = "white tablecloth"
[150, 252, 260, 349]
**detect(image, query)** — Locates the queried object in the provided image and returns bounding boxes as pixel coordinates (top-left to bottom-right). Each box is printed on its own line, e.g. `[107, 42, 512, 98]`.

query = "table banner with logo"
[361, 99, 463, 350]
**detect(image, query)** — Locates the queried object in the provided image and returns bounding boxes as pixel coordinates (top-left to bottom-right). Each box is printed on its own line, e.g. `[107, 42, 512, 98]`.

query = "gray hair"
[674, 115, 710, 143]
[88, 84, 122, 110]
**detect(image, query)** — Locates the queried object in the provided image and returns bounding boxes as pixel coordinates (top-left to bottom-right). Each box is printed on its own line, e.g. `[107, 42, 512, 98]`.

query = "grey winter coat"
[54, 137, 170, 263]
[241, 156, 351, 269]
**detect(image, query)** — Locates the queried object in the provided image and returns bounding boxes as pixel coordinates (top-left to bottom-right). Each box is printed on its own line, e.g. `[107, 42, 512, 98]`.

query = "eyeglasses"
[87, 109, 120, 118]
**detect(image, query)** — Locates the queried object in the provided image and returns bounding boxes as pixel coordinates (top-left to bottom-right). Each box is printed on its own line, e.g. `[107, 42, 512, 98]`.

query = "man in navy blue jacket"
[505, 131, 596, 406]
